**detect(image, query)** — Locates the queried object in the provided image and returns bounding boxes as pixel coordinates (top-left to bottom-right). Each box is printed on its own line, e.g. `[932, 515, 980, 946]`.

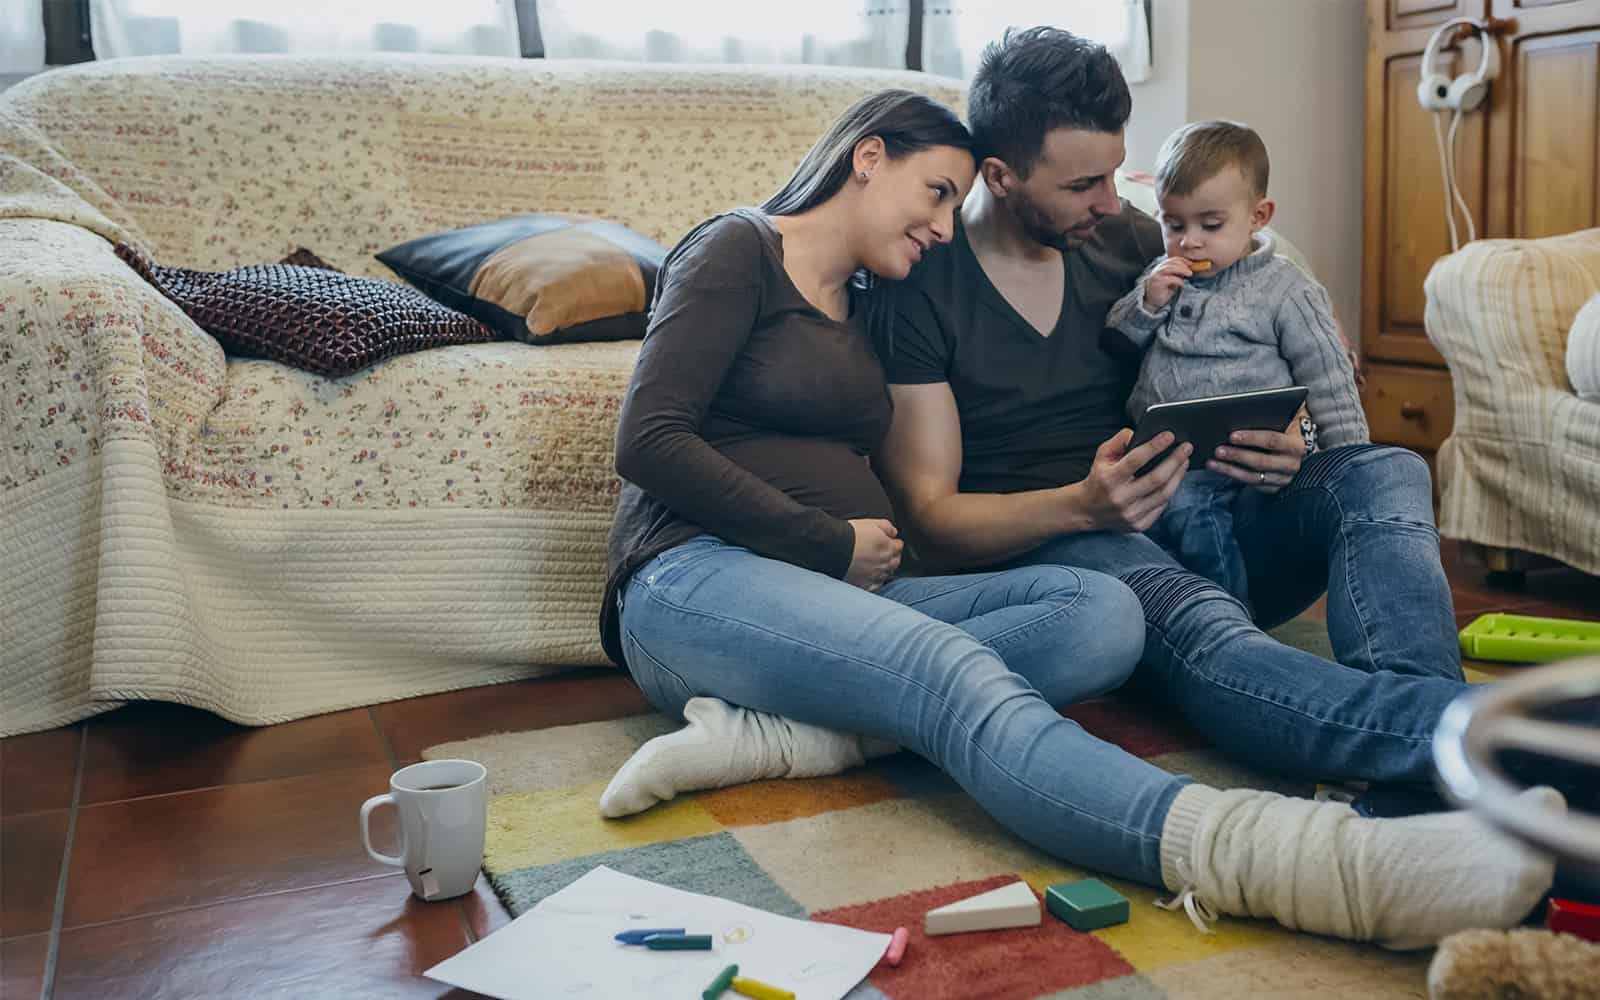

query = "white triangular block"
[924, 880, 1042, 936]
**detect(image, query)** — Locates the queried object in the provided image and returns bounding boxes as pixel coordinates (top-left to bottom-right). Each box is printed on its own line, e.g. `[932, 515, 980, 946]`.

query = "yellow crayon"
[729, 975, 795, 1000]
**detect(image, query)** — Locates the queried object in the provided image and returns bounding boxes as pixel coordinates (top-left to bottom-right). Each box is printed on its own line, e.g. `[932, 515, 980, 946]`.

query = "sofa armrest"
[1567, 294, 1600, 401]
[1, 218, 225, 489]
[1425, 230, 1600, 396]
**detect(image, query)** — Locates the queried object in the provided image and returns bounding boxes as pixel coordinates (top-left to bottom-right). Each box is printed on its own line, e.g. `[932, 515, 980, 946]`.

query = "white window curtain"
[535, 1, 909, 69]
[87, 0, 521, 58]
[2, 0, 47, 73]
[923, 0, 1152, 83]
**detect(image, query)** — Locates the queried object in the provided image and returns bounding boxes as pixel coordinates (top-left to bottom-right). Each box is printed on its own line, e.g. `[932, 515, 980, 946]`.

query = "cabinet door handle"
[1400, 401, 1426, 420]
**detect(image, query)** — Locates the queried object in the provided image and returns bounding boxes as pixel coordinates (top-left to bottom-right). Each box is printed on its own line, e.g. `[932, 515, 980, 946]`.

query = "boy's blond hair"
[1154, 120, 1269, 200]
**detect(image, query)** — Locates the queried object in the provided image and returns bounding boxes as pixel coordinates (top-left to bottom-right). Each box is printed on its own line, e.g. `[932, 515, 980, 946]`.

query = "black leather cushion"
[115, 244, 495, 377]
[375, 214, 667, 344]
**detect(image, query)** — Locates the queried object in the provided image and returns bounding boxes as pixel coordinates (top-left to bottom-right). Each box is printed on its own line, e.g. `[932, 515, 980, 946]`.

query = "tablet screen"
[1131, 386, 1308, 473]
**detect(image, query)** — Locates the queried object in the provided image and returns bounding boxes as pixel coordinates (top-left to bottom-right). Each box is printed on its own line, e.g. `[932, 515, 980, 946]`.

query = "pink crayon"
[882, 926, 909, 966]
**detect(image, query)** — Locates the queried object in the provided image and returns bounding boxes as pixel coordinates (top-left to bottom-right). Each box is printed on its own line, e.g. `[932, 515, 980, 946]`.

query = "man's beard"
[1013, 189, 1089, 251]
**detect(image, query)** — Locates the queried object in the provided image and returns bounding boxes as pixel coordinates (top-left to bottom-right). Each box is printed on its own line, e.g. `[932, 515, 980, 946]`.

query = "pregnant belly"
[716, 435, 894, 522]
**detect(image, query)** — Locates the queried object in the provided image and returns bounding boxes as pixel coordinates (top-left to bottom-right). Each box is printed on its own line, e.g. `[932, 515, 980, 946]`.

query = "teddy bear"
[1428, 927, 1600, 999]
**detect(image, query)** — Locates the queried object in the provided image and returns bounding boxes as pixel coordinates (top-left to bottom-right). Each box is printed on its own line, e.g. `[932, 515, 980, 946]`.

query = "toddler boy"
[1106, 120, 1367, 606]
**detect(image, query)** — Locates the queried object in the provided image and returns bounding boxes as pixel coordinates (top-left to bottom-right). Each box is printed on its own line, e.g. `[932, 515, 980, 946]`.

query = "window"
[86, 0, 521, 57]
[923, 1, 1152, 82]
[534, 1, 910, 68]
[3, 0, 48, 73]
[58, 0, 1153, 78]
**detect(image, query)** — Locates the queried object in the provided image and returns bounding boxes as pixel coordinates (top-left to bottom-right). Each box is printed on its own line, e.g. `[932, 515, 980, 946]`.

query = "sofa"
[1424, 229, 1600, 580]
[0, 55, 970, 736]
[1, 55, 1329, 738]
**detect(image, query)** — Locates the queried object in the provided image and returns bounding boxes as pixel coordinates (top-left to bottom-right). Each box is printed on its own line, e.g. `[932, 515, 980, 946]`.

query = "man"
[875, 25, 1467, 788]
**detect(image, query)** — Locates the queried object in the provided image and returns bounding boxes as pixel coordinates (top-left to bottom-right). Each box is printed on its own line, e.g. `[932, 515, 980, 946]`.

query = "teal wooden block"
[1045, 879, 1129, 931]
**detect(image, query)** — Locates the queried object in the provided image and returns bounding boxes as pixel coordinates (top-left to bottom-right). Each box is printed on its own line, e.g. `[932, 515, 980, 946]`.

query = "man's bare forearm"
[909, 482, 1096, 567]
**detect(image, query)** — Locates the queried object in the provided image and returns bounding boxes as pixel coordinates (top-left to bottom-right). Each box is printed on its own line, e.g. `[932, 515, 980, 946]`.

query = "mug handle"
[360, 793, 406, 866]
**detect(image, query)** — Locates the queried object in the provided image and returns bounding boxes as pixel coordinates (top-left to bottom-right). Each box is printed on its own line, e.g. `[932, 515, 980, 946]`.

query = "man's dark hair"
[967, 26, 1132, 177]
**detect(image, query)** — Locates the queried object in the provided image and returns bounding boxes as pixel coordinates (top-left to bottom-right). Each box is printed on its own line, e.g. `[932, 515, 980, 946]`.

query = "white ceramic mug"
[360, 758, 487, 901]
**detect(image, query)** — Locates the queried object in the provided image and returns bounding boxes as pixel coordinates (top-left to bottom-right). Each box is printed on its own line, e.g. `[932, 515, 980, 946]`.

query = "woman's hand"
[846, 518, 903, 592]
[1206, 408, 1309, 494]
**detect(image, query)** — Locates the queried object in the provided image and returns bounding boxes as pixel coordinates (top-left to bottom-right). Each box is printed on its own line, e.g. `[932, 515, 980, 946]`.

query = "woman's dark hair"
[968, 26, 1131, 178]
[763, 89, 971, 360]
[761, 89, 973, 217]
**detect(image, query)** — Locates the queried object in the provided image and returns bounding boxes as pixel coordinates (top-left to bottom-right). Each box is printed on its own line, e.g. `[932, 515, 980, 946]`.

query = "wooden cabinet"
[1360, 0, 1600, 463]
[1361, 364, 1456, 450]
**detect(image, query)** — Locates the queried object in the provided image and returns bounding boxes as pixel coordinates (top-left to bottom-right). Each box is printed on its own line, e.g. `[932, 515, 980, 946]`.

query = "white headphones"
[1417, 17, 1500, 112]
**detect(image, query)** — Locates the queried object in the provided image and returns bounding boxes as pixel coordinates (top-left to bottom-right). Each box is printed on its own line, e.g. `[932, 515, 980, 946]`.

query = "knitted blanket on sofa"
[0, 56, 965, 735]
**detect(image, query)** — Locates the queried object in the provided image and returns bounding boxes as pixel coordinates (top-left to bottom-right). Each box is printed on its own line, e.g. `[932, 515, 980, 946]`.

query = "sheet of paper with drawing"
[423, 866, 892, 999]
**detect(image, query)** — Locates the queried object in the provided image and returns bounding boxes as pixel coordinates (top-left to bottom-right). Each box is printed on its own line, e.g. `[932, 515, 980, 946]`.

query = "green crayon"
[702, 963, 740, 999]
[642, 933, 713, 950]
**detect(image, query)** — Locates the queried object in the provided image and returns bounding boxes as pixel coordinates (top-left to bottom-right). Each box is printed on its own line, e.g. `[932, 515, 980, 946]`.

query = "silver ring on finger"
[1259, 470, 1267, 484]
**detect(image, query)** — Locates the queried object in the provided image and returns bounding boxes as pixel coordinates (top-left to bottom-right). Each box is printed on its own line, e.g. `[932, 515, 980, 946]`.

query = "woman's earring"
[858, 170, 869, 182]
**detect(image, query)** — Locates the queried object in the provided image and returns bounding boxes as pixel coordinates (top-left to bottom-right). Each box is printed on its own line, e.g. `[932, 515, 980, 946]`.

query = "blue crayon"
[614, 927, 686, 944]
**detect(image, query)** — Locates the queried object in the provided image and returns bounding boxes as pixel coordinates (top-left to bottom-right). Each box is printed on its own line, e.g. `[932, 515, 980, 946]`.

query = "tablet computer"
[1130, 385, 1308, 473]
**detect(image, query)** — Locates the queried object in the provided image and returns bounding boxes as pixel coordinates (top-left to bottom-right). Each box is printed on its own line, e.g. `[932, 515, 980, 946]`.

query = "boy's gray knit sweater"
[1107, 235, 1369, 448]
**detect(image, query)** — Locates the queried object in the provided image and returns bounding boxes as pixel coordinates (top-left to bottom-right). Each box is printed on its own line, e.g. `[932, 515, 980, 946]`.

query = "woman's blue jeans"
[618, 541, 1186, 887]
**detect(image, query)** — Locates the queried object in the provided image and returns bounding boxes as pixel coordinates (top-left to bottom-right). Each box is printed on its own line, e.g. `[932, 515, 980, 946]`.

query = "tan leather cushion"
[376, 214, 667, 345]
[471, 227, 649, 340]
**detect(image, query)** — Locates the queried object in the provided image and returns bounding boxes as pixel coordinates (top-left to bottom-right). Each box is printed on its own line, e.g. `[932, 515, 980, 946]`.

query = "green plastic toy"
[1045, 878, 1129, 931]
[1458, 612, 1600, 663]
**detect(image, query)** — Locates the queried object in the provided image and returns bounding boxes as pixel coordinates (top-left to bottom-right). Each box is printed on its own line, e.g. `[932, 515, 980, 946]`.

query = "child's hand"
[1143, 256, 1194, 311]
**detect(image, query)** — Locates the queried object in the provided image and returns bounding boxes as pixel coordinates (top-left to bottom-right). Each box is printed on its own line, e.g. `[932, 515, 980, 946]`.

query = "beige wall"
[1125, 0, 1193, 176]
[1125, 0, 1367, 342]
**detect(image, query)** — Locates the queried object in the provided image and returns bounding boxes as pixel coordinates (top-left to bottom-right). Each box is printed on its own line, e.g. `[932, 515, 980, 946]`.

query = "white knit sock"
[1159, 784, 1560, 949]
[598, 698, 896, 818]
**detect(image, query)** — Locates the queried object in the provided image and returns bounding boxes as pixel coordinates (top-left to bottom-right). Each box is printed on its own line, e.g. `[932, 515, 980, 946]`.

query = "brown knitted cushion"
[115, 244, 495, 377]
[278, 246, 338, 270]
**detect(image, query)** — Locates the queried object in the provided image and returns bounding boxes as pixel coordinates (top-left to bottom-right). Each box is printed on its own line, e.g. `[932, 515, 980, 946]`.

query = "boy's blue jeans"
[1147, 468, 1251, 607]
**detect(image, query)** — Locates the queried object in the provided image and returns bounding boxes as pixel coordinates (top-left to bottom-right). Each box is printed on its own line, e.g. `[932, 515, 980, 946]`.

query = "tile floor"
[2, 541, 1596, 999]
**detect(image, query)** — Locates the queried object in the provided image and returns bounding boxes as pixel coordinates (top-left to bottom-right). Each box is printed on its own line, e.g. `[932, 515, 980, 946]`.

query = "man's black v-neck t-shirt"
[882, 201, 1163, 493]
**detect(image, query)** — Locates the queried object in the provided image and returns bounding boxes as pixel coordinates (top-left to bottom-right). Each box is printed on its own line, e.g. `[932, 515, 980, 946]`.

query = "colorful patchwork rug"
[424, 619, 1436, 998]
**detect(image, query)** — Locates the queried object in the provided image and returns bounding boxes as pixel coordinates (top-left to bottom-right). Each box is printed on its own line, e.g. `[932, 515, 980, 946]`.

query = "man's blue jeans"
[1002, 444, 1467, 785]
[619, 542, 1188, 886]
